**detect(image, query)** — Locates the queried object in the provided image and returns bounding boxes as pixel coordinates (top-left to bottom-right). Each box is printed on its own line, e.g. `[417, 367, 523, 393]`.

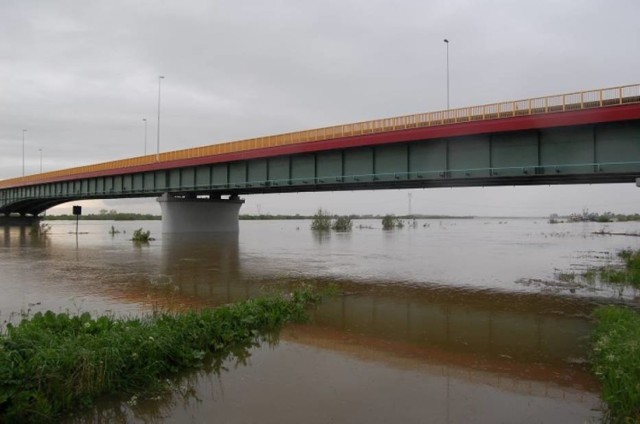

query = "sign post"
[72, 205, 82, 235]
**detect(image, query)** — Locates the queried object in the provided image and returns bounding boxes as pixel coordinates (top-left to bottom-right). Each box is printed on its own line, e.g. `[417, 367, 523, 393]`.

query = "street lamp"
[38, 148, 42, 174]
[444, 39, 450, 110]
[142, 118, 148, 156]
[156, 76, 165, 161]
[22, 129, 27, 176]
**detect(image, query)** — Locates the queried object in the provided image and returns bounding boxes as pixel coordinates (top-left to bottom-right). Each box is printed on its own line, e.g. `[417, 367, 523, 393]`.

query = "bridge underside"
[2, 120, 640, 217]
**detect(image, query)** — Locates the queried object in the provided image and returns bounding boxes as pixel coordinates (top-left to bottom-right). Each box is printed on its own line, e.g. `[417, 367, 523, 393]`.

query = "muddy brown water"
[3, 218, 640, 423]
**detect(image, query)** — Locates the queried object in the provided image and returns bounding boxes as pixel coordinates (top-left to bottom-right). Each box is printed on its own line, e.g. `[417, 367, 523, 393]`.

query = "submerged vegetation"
[599, 249, 640, 288]
[581, 249, 640, 289]
[331, 216, 353, 232]
[546, 249, 640, 292]
[591, 306, 640, 423]
[29, 222, 51, 236]
[381, 214, 404, 230]
[311, 209, 353, 232]
[0, 287, 322, 423]
[310, 209, 332, 231]
[131, 228, 153, 243]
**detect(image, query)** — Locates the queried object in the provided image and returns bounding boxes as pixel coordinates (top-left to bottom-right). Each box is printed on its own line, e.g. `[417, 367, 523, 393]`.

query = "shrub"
[381, 215, 403, 230]
[311, 209, 332, 231]
[332, 216, 352, 232]
[131, 228, 151, 243]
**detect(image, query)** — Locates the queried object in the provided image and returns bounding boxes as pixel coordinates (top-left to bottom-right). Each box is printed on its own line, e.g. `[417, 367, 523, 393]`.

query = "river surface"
[2, 218, 640, 423]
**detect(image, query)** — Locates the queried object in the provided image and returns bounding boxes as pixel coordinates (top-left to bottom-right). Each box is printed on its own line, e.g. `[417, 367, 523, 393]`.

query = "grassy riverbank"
[0, 287, 322, 423]
[588, 248, 640, 422]
[592, 306, 640, 423]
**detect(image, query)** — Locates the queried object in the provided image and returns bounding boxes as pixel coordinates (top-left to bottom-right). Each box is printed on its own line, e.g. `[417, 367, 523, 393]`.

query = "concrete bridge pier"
[157, 193, 245, 233]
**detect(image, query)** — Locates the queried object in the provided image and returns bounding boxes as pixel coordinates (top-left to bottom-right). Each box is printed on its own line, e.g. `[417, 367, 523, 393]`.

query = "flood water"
[3, 218, 640, 423]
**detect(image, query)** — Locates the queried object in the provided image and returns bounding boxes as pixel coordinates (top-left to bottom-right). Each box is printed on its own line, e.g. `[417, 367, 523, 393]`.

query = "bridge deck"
[1, 84, 639, 190]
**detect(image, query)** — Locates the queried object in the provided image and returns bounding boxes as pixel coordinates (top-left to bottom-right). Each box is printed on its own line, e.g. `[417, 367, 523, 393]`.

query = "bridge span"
[2, 84, 640, 231]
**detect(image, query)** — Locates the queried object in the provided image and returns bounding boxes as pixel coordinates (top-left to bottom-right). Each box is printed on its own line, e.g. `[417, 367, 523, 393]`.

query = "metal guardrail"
[1, 84, 639, 189]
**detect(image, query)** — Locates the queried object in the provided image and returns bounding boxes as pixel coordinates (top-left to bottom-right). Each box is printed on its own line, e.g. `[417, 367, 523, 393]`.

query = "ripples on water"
[3, 218, 640, 422]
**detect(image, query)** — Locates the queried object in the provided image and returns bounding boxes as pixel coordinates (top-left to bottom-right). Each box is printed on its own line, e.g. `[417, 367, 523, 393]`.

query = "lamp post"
[142, 118, 148, 156]
[38, 148, 42, 173]
[156, 76, 165, 161]
[21, 129, 28, 176]
[444, 39, 450, 110]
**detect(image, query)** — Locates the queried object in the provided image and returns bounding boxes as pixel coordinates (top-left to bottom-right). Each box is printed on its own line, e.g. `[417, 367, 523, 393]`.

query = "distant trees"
[45, 210, 160, 221]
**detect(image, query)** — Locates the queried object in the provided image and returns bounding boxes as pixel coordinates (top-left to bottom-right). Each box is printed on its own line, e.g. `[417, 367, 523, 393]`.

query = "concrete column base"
[157, 193, 244, 233]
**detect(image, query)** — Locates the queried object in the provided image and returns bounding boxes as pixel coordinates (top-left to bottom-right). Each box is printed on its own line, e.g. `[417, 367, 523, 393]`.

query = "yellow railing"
[1, 83, 639, 189]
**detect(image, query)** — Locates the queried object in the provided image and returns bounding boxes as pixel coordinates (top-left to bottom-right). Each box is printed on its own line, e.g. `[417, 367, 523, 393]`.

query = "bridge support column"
[157, 193, 244, 233]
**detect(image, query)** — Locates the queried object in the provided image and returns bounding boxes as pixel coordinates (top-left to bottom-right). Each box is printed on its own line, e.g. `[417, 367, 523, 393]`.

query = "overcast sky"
[1, 0, 640, 216]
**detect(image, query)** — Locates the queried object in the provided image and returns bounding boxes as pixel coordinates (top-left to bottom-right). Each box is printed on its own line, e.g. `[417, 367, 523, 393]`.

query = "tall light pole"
[22, 129, 27, 176]
[444, 39, 450, 110]
[38, 148, 42, 173]
[142, 118, 148, 155]
[156, 76, 165, 161]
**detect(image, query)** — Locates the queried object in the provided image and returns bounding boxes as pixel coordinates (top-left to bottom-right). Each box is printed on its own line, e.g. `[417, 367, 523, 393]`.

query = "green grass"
[0, 287, 322, 423]
[576, 249, 640, 289]
[592, 306, 640, 423]
[613, 250, 640, 287]
[588, 250, 640, 421]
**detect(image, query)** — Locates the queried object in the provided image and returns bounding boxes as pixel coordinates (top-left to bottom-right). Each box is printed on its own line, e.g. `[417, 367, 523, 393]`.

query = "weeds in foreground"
[0, 287, 322, 423]
[591, 306, 640, 423]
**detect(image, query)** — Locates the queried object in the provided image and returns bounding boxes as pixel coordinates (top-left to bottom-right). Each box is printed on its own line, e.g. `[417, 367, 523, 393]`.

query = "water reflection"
[1, 224, 29, 247]
[301, 283, 598, 391]
[64, 278, 601, 423]
[0, 220, 614, 422]
[311, 230, 332, 244]
[162, 233, 240, 297]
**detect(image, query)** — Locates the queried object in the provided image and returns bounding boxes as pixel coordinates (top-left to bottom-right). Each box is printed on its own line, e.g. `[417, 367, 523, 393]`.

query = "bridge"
[2, 84, 640, 231]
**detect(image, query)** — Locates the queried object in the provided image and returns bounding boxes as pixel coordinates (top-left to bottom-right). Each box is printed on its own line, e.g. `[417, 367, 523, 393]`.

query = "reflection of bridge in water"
[0, 228, 601, 411]
[157, 234, 599, 398]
